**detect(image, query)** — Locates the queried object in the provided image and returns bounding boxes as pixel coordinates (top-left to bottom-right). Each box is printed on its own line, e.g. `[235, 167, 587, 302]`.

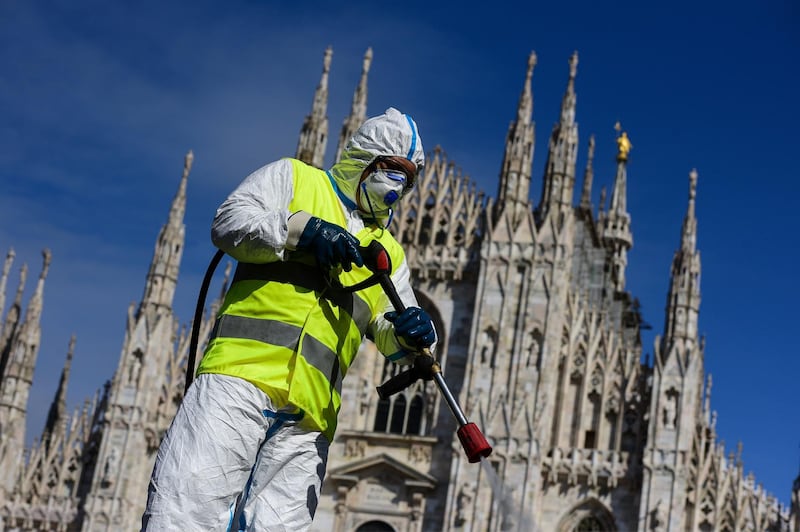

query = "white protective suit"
[141, 108, 430, 532]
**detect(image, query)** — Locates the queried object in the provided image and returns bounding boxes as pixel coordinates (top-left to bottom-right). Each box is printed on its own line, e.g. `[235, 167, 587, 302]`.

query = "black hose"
[184, 249, 225, 395]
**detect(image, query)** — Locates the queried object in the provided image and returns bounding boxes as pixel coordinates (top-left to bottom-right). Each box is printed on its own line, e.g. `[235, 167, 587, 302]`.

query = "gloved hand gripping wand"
[359, 241, 492, 463]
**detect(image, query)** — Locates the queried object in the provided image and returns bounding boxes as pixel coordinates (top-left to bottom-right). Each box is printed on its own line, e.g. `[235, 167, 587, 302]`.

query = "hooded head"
[328, 107, 424, 221]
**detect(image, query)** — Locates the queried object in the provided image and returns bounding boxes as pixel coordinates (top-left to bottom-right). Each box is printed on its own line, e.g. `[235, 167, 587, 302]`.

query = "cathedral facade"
[1, 47, 797, 531]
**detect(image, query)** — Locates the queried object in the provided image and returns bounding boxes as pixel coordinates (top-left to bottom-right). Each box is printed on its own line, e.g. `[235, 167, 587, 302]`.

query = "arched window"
[390, 395, 407, 433]
[373, 397, 390, 432]
[407, 395, 424, 434]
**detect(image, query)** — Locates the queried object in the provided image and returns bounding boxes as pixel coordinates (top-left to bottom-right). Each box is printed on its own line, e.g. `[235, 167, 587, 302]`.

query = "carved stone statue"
[663, 393, 678, 429]
[479, 328, 496, 365]
[526, 335, 540, 367]
[454, 482, 474, 526]
[101, 447, 119, 486]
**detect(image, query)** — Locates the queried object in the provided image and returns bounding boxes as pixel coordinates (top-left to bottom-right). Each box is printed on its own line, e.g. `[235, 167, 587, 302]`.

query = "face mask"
[356, 169, 408, 216]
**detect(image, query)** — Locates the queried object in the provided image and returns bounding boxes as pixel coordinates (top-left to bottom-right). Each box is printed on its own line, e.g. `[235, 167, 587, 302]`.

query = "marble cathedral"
[1, 47, 798, 531]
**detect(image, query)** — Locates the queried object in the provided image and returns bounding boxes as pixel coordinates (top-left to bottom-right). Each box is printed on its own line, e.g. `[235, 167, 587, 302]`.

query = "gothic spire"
[168, 150, 190, 227]
[21, 249, 50, 364]
[140, 151, 191, 313]
[579, 134, 595, 210]
[602, 124, 634, 291]
[42, 334, 75, 447]
[0, 250, 49, 497]
[296, 46, 332, 169]
[516, 51, 536, 123]
[703, 373, 713, 425]
[681, 168, 698, 254]
[0, 250, 51, 386]
[494, 51, 536, 226]
[539, 51, 580, 221]
[8, 250, 51, 386]
[662, 169, 701, 346]
[335, 47, 372, 163]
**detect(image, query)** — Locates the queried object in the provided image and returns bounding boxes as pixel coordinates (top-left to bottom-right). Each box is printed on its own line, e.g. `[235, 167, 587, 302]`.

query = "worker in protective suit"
[141, 107, 436, 532]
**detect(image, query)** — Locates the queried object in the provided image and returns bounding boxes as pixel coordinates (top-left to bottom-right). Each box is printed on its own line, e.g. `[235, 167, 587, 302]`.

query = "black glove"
[296, 217, 364, 271]
[384, 307, 436, 350]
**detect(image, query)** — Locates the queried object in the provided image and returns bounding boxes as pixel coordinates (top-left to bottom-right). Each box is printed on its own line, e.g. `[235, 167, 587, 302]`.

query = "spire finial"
[183, 150, 194, 179]
[528, 50, 538, 75]
[615, 122, 632, 162]
[323, 45, 333, 72]
[681, 168, 699, 253]
[569, 50, 578, 80]
[41, 248, 52, 279]
[515, 50, 537, 124]
[14, 263, 28, 304]
[687, 168, 698, 220]
[363, 47, 373, 71]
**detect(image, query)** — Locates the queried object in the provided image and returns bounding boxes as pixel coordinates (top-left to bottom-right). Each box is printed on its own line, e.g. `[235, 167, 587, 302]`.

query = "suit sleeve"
[211, 159, 295, 264]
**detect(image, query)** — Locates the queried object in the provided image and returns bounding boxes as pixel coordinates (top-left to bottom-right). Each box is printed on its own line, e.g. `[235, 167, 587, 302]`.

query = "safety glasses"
[371, 156, 417, 192]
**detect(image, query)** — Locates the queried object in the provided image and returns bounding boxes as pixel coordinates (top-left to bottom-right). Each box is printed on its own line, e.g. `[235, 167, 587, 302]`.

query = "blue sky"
[1, 0, 798, 506]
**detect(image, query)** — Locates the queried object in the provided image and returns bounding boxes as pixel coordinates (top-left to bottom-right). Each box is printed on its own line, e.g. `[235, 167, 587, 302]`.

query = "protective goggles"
[368, 156, 417, 193]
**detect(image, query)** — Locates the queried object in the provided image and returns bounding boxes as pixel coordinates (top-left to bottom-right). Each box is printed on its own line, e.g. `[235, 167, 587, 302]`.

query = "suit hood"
[327, 107, 424, 217]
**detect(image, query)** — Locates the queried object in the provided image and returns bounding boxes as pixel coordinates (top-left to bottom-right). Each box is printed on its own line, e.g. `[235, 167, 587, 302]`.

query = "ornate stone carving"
[454, 482, 474, 526]
[344, 438, 366, 458]
[409, 444, 430, 465]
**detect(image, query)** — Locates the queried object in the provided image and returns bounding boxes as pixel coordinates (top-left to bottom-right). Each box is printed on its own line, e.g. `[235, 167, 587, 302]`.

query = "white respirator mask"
[356, 168, 410, 217]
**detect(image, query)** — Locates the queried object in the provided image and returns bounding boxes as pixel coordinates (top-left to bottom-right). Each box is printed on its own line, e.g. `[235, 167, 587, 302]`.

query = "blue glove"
[384, 307, 436, 350]
[296, 217, 364, 271]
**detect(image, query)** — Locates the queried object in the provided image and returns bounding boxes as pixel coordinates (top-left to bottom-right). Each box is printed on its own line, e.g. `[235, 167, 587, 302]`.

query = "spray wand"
[359, 241, 492, 463]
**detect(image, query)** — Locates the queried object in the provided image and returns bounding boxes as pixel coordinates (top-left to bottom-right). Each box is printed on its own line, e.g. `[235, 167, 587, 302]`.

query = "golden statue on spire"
[614, 121, 632, 162]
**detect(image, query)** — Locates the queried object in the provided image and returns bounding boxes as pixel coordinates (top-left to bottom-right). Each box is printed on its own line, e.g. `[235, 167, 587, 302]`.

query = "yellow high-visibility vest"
[198, 158, 407, 441]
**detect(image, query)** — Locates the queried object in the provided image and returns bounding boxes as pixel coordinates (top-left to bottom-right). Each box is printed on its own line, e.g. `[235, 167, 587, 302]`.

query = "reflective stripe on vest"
[210, 314, 343, 394]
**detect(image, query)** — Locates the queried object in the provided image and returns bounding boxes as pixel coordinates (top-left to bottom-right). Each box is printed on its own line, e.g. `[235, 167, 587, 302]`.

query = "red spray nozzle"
[457, 422, 493, 463]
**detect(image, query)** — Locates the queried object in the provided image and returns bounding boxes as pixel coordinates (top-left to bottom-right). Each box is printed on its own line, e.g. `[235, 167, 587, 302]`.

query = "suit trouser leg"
[141, 373, 272, 531]
[236, 415, 329, 532]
